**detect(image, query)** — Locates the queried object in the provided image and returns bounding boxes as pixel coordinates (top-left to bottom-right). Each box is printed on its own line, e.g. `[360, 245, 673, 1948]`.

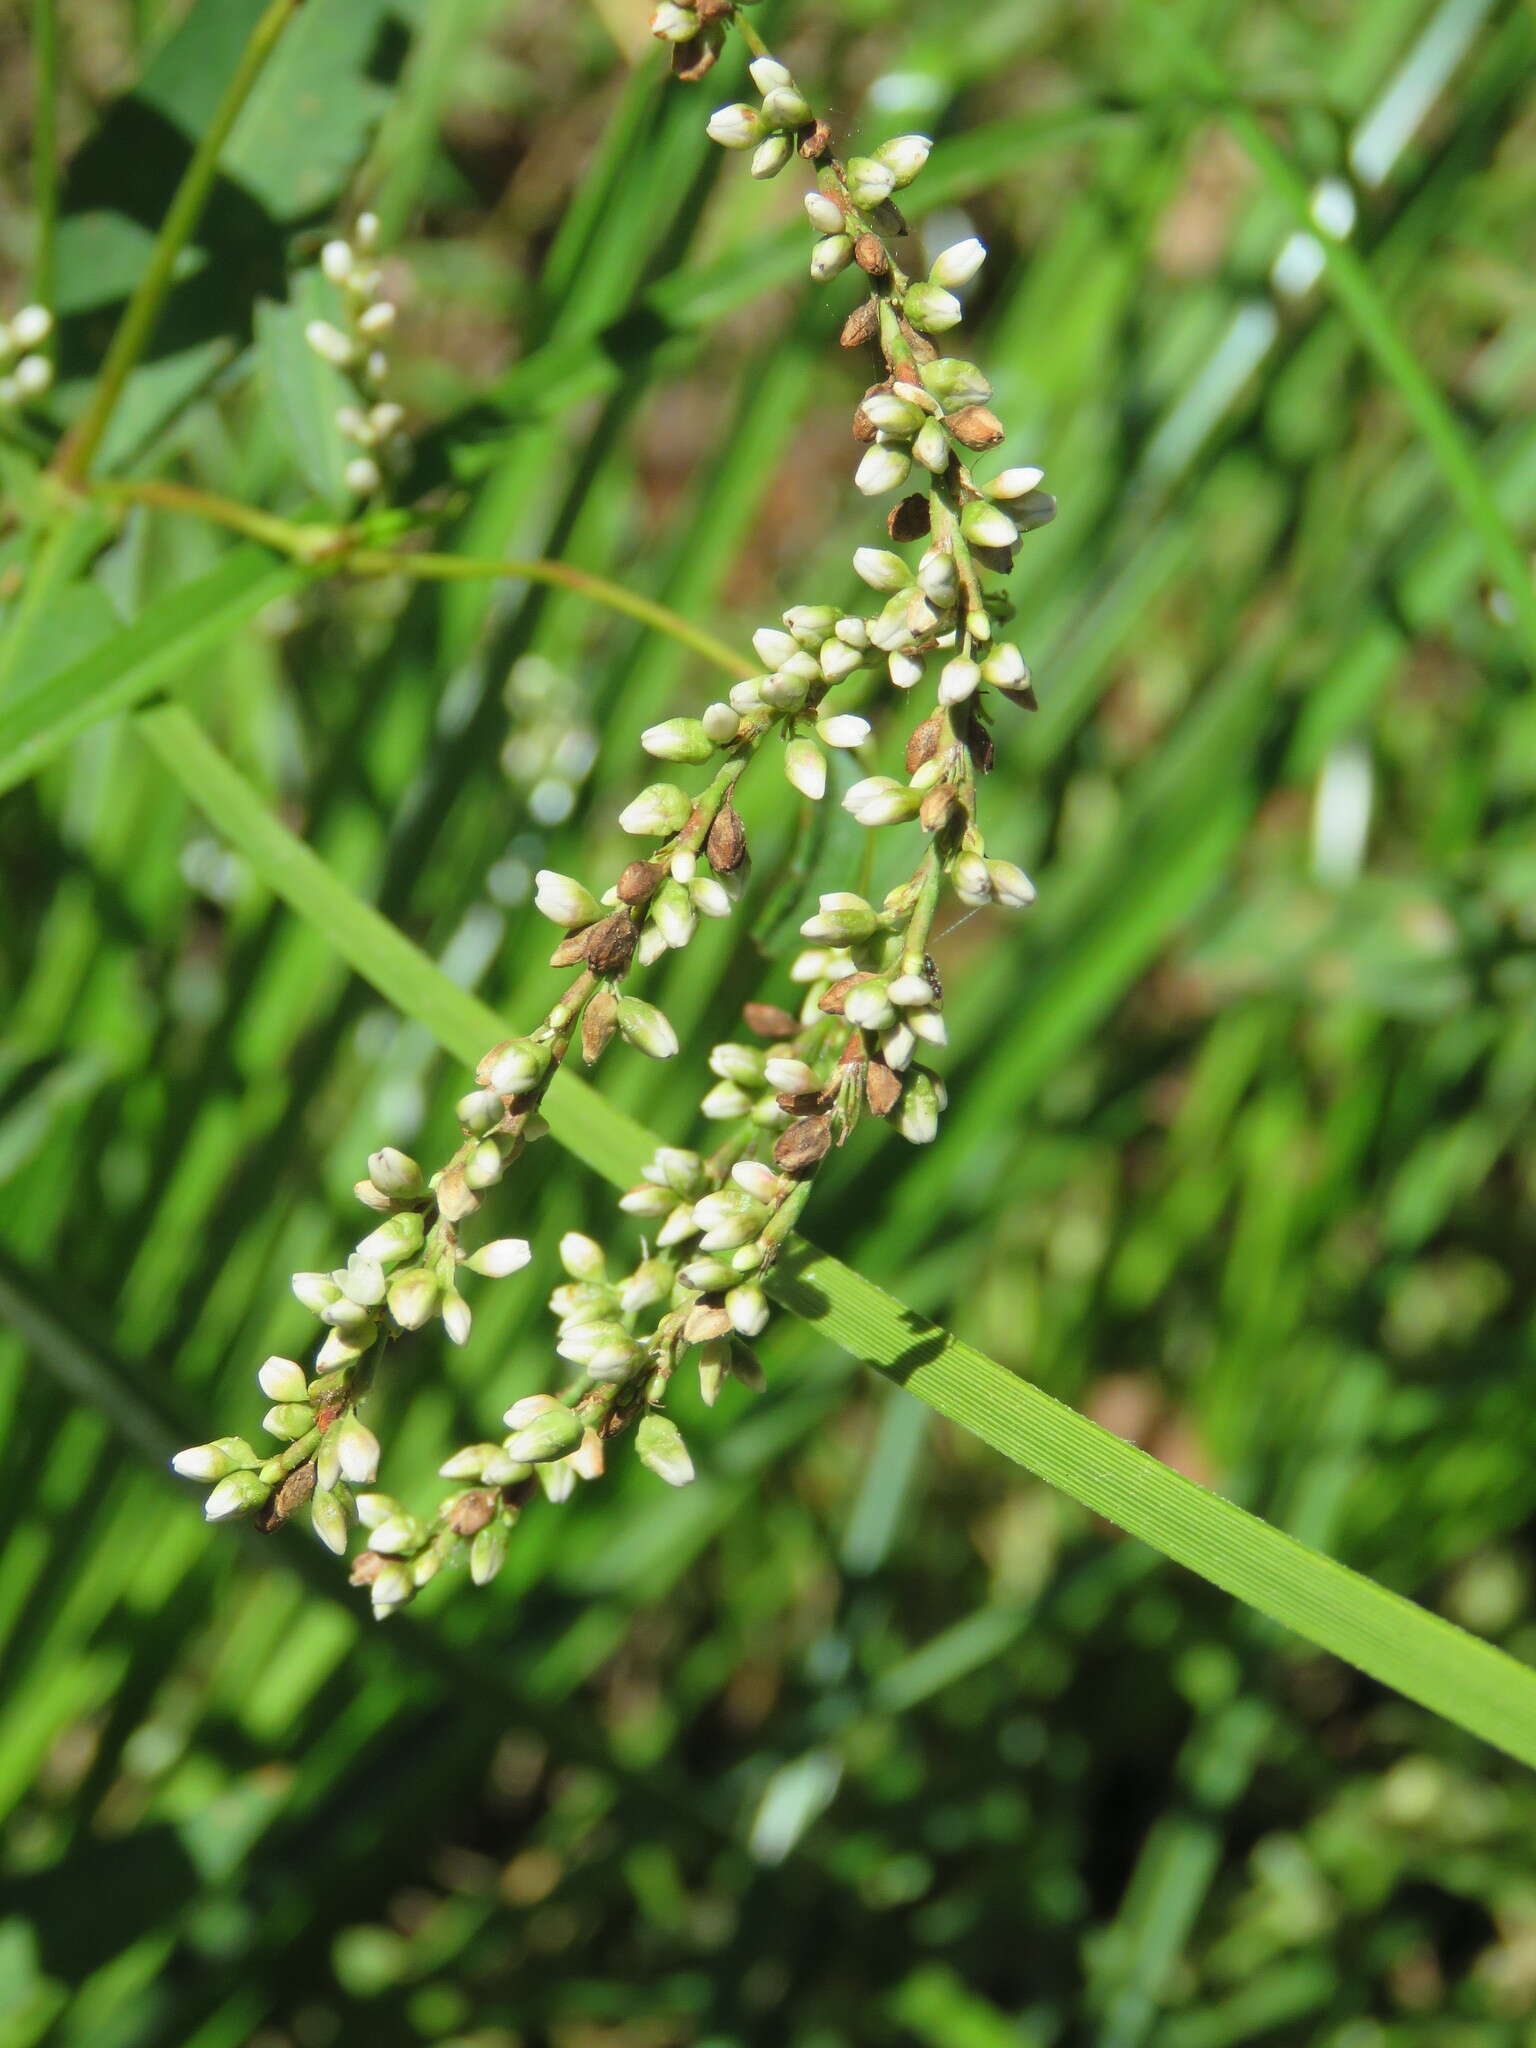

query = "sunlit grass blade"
[136, 702, 1536, 1770]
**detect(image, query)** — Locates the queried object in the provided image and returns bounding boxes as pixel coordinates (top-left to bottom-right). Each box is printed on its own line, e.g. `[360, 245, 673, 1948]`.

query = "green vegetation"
[2, 0, 1535, 2042]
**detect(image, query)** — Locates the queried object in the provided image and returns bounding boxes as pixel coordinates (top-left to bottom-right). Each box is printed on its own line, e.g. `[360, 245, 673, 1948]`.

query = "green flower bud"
[172, 1436, 260, 1482]
[617, 995, 679, 1061]
[619, 782, 692, 836]
[904, 281, 962, 334]
[641, 716, 715, 764]
[368, 1147, 423, 1198]
[387, 1266, 441, 1330]
[636, 1413, 695, 1488]
[311, 1487, 353, 1555]
[263, 1403, 315, 1441]
[506, 1405, 584, 1464]
[843, 155, 895, 208]
[470, 1519, 511, 1586]
[919, 357, 992, 410]
[204, 1469, 271, 1521]
[356, 1210, 424, 1265]
[960, 499, 1020, 549]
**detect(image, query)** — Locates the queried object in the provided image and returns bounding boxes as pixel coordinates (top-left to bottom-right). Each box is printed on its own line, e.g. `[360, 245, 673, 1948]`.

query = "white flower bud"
[644, 1147, 704, 1193]
[701, 1079, 755, 1119]
[894, 1069, 945, 1145]
[986, 465, 1045, 501]
[387, 1267, 440, 1330]
[204, 1470, 271, 1521]
[732, 1161, 784, 1204]
[843, 776, 921, 827]
[862, 391, 925, 437]
[701, 701, 740, 743]
[817, 713, 870, 750]
[650, 0, 696, 38]
[304, 319, 354, 366]
[810, 235, 853, 283]
[652, 878, 697, 950]
[726, 1283, 770, 1336]
[951, 850, 994, 906]
[358, 300, 396, 335]
[800, 890, 878, 943]
[874, 134, 932, 187]
[172, 1436, 258, 1482]
[335, 1416, 381, 1484]
[750, 129, 793, 179]
[881, 1021, 916, 1071]
[10, 304, 53, 348]
[617, 996, 679, 1060]
[748, 55, 793, 92]
[441, 1292, 473, 1345]
[760, 85, 811, 129]
[641, 715, 714, 763]
[13, 355, 52, 400]
[620, 1181, 675, 1217]
[836, 615, 870, 647]
[710, 1042, 766, 1084]
[931, 237, 986, 289]
[939, 656, 980, 705]
[913, 417, 950, 473]
[904, 282, 963, 334]
[917, 552, 958, 604]
[765, 1056, 821, 1094]
[784, 738, 827, 801]
[855, 443, 913, 496]
[981, 641, 1028, 689]
[888, 973, 934, 1008]
[752, 626, 797, 669]
[507, 1406, 584, 1464]
[258, 1356, 309, 1404]
[707, 103, 763, 149]
[534, 868, 600, 927]
[356, 1211, 425, 1264]
[804, 190, 845, 234]
[960, 499, 1020, 549]
[485, 1038, 549, 1094]
[466, 1237, 532, 1278]
[845, 981, 897, 1030]
[820, 637, 865, 683]
[844, 156, 896, 207]
[919, 357, 992, 409]
[690, 876, 732, 918]
[636, 1413, 694, 1488]
[987, 858, 1037, 907]
[619, 782, 691, 836]
[889, 650, 925, 689]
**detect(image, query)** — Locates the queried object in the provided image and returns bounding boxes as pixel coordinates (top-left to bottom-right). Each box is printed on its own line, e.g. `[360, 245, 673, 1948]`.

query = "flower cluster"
[0, 303, 53, 411]
[302, 213, 409, 501]
[175, 5, 1057, 1616]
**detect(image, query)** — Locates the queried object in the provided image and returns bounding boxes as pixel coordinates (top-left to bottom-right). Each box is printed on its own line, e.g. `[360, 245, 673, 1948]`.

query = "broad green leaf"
[0, 550, 302, 795]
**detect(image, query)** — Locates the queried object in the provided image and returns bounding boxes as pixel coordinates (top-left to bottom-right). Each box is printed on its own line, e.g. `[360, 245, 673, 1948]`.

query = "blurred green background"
[3, 0, 1536, 2042]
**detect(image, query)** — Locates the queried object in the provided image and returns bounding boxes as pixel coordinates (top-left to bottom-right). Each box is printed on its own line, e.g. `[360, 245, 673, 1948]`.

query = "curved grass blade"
[136, 703, 1536, 1771]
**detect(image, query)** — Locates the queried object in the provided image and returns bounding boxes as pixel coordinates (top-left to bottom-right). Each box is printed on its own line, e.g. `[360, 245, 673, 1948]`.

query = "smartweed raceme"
[169, 1, 1056, 1616]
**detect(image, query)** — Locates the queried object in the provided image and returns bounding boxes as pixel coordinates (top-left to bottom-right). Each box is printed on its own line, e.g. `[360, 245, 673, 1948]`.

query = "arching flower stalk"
[174, 7, 1056, 1616]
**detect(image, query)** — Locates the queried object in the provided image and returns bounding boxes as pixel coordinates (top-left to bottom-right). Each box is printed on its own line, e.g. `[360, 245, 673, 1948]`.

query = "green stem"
[52, 0, 303, 485]
[31, 0, 59, 330]
[92, 481, 755, 680]
[95, 477, 340, 559]
[343, 548, 755, 680]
